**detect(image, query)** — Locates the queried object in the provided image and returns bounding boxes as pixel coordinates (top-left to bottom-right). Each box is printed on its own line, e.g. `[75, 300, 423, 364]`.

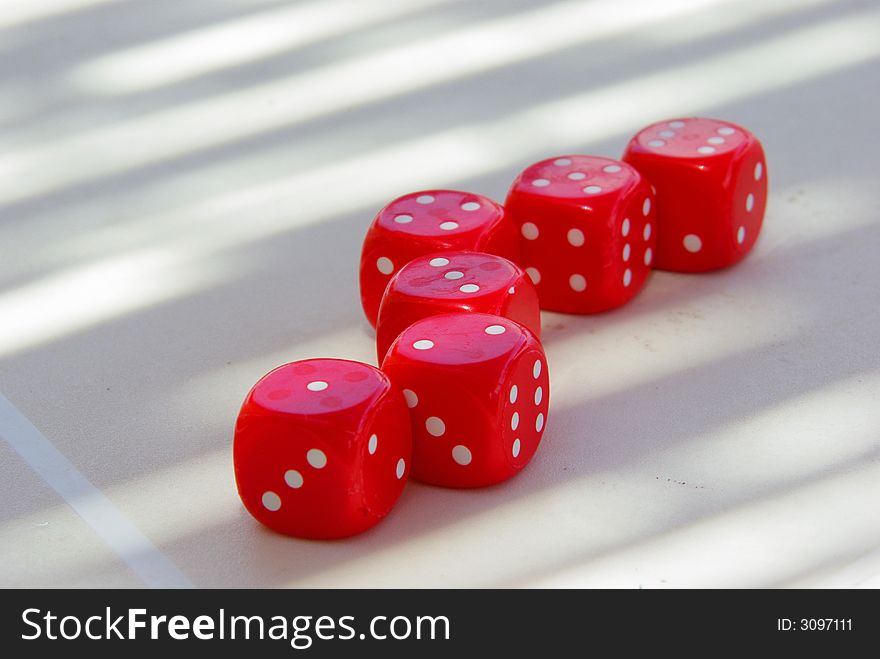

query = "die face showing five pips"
[622, 117, 767, 272]
[359, 189, 520, 328]
[375, 250, 540, 363]
[505, 155, 656, 314]
[234, 116, 766, 538]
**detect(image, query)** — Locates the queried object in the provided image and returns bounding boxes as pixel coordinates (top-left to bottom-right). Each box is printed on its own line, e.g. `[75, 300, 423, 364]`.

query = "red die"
[504, 155, 656, 314]
[233, 359, 411, 539]
[382, 312, 549, 488]
[375, 250, 541, 362]
[622, 117, 767, 272]
[359, 190, 520, 327]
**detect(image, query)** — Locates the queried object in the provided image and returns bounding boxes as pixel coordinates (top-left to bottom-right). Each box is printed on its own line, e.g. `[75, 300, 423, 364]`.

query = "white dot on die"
[284, 470, 303, 489]
[485, 324, 506, 335]
[644, 248, 653, 265]
[306, 380, 328, 392]
[755, 162, 763, 181]
[567, 172, 586, 180]
[403, 389, 418, 408]
[569, 273, 587, 292]
[534, 386, 543, 406]
[623, 243, 631, 262]
[533, 359, 542, 378]
[583, 185, 602, 194]
[659, 130, 675, 138]
[746, 193, 755, 212]
[670, 120, 686, 128]
[707, 136, 725, 145]
[459, 284, 480, 293]
[508, 286, 516, 294]
[396, 458, 406, 479]
[512, 439, 521, 458]
[394, 214, 413, 224]
[622, 218, 631, 236]
[698, 146, 716, 154]
[262, 491, 281, 511]
[554, 158, 572, 166]
[717, 126, 735, 136]
[416, 194, 435, 204]
[532, 178, 550, 187]
[509, 385, 518, 404]
[567, 228, 585, 246]
[648, 139, 665, 148]
[643, 223, 652, 240]
[521, 222, 539, 240]
[452, 445, 472, 466]
[511, 412, 520, 431]
[426, 416, 446, 437]
[413, 339, 434, 350]
[643, 198, 652, 216]
[376, 257, 394, 275]
[526, 267, 541, 285]
[683, 234, 702, 252]
[368, 434, 378, 455]
[444, 270, 464, 280]
[439, 221, 459, 231]
[307, 448, 327, 469]
[430, 257, 449, 267]
[603, 164, 622, 173]
[461, 201, 480, 211]
[536, 413, 545, 432]
[737, 226, 746, 244]
[623, 268, 632, 287]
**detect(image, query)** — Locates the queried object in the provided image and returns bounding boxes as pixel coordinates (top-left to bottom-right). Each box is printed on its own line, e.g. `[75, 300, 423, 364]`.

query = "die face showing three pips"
[375, 250, 540, 363]
[381, 312, 549, 488]
[622, 117, 767, 272]
[359, 190, 521, 327]
[504, 155, 656, 314]
[233, 359, 411, 539]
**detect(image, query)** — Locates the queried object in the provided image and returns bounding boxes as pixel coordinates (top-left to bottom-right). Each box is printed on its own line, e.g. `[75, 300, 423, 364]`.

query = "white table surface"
[1, 0, 879, 588]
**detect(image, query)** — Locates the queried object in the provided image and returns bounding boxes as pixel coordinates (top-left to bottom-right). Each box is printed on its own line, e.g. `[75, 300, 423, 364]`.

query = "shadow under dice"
[233, 359, 412, 539]
[622, 117, 768, 272]
[375, 250, 540, 362]
[504, 155, 656, 314]
[382, 312, 549, 488]
[359, 190, 520, 327]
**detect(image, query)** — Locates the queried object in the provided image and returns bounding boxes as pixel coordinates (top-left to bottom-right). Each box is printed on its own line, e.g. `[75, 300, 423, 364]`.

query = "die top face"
[392, 251, 521, 302]
[510, 155, 639, 201]
[375, 190, 504, 238]
[391, 312, 525, 367]
[250, 359, 389, 417]
[631, 118, 751, 159]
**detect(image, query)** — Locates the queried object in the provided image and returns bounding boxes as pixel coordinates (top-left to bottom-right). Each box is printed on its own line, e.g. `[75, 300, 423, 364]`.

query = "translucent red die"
[359, 190, 520, 327]
[622, 117, 767, 272]
[233, 359, 411, 539]
[375, 250, 540, 363]
[382, 312, 549, 488]
[504, 155, 656, 314]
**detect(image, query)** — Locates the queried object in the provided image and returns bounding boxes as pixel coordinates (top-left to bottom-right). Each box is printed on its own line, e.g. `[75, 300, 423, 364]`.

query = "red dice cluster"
[233, 117, 767, 539]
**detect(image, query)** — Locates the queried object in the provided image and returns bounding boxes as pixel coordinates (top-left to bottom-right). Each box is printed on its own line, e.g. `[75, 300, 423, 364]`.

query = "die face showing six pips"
[622, 117, 767, 272]
[375, 250, 540, 363]
[233, 359, 411, 539]
[381, 312, 549, 488]
[359, 190, 520, 327]
[504, 155, 656, 314]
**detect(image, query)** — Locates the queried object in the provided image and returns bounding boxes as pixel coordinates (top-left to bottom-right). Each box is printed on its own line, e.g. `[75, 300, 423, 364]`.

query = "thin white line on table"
[0, 393, 193, 588]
